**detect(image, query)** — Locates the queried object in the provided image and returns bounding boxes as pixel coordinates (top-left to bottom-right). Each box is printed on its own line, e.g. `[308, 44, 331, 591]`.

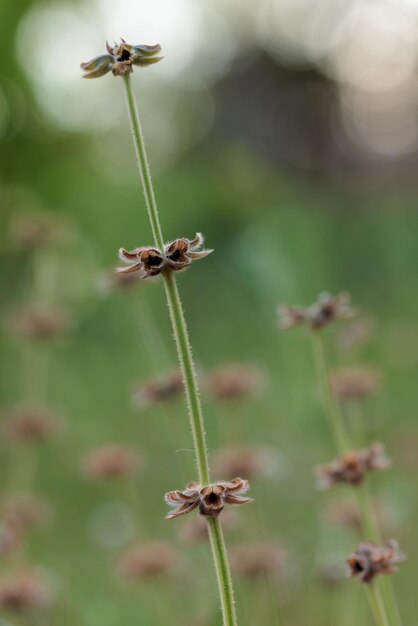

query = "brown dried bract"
[132, 370, 184, 410]
[206, 363, 264, 401]
[165, 477, 252, 519]
[83, 444, 141, 480]
[347, 540, 405, 583]
[278, 292, 355, 331]
[0, 568, 51, 612]
[315, 443, 390, 489]
[116, 233, 212, 278]
[117, 541, 175, 580]
[4, 407, 61, 444]
[330, 366, 381, 400]
[230, 543, 286, 579]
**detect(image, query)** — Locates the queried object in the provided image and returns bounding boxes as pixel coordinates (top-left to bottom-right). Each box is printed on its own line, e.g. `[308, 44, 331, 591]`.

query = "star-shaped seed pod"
[278, 291, 356, 330]
[315, 443, 390, 489]
[164, 233, 213, 271]
[81, 39, 162, 78]
[165, 478, 252, 519]
[347, 540, 405, 583]
[116, 233, 212, 278]
[117, 247, 164, 278]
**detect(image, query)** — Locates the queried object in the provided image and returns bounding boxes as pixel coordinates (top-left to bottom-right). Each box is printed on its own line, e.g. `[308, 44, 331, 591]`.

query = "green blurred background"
[1, 0, 418, 624]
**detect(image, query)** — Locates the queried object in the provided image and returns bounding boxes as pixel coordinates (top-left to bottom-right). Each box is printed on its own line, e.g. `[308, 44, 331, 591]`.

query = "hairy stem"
[122, 73, 238, 626]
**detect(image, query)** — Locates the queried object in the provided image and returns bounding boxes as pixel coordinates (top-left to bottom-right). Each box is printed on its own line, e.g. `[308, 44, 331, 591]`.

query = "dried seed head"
[165, 478, 252, 519]
[330, 366, 381, 400]
[81, 40, 162, 79]
[230, 543, 286, 579]
[164, 233, 213, 271]
[117, 541, 175, 580]
[0, 568, 52, 612]
[7, 307, 71, 341]
[132, 370, 184, 410]
[347, 540, 405, 583]
[82, 444, 142, 480]
[315, 443, 390, 489]
[278, 292, 356, 331]
[116, 233, 212, 278]
[212, 446, 277, 481]
[206, 363, 265, 401]
[4, 407, 61, 444]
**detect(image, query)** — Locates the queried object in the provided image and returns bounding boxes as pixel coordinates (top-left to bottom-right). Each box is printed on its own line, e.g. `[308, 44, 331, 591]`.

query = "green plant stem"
[367, 584, 390, 626]
[312, 331, 351, 454]
[311, 331, 401, 626]
[122, 73, 238, 626]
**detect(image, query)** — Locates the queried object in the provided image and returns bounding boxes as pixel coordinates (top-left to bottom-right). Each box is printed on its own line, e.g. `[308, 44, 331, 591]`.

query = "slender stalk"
[122, 73, 238, 626]
[312, 332, 350, 454]
[311, 331, 400, 626]
[367, 584, 390, 626]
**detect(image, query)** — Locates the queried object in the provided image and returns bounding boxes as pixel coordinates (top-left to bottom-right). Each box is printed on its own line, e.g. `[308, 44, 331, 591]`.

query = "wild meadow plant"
[279, 292, 405, 626]
[81, 39, 252, 626]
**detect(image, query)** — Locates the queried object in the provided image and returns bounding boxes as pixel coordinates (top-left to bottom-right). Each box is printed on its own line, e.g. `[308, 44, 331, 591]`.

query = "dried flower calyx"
[278, 292, 355, 330]
[81, 39, 162, 78]
[316, 443, 390, 489]
[347, 540, 405, 583]
[165, 477, 252, 519]
[133, 370, 184, 410]
[117, 233, 212, 278]
[330, 366, 381, 400]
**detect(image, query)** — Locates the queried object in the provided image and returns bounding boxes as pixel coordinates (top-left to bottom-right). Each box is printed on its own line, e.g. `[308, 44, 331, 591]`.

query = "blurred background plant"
[1, 0, 418, 624]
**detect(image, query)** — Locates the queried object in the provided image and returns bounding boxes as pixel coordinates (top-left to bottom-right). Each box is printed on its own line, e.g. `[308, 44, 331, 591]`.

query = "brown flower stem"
[122, 73, 238, 626]
[312, 331, 401, 626]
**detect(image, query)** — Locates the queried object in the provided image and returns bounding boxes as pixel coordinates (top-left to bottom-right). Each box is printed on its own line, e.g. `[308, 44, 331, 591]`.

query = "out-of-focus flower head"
[4, 407, 62, 444]
[132, 370, 184, 411]
[330, 366, 381, 401]
[81, 40, 162, 79]
[7, 306, 72, 342]
[347, 540, 405, 584]
[278, 292, 356, 331]
[230, 543, 287, 579]
[82, 444, 142, 481]
[8, 211, 70, 251]
[1, 494, 51, 536]
[315, 443, 390, 489]
[117, 541, 175, 580]
[205, 363, 265, 401]
[212, 446, 278, 481]
[165, 478, 252, 519]
[0, 568, 52, 612]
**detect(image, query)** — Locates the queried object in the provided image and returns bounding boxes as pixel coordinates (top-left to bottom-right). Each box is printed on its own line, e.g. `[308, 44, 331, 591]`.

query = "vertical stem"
[122, 74, 238, 626]
[367, 584, 390, 626]
[312, 332, 351, 454]
[122, 74, 165, 252]
[311, 330, 400, 626]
